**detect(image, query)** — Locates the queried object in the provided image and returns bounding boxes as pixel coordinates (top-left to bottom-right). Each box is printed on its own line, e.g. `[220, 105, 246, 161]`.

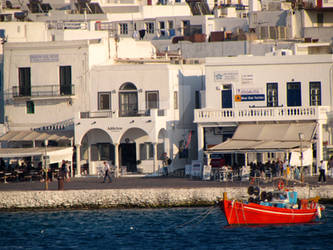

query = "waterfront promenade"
[0, 175, 333, 191]
[0, 175, 333, 210]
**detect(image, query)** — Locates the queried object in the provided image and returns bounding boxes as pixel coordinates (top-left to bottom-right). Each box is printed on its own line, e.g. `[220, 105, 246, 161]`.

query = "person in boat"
[294, 166, 300, 180]
[318, 160, 326, 183]
[283, 160, 288, 178]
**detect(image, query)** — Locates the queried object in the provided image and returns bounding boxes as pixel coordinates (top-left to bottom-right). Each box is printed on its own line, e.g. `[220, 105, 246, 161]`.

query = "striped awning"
[0, 130, 73, 142]
[0, 147, 73, 163]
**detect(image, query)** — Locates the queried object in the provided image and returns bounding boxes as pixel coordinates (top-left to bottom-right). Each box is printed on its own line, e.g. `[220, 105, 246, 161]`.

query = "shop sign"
[108, 127, 122, 131]
[214, 71, 239, 82]
[30, 54, 59, 63]
[237, 94, 265, 102]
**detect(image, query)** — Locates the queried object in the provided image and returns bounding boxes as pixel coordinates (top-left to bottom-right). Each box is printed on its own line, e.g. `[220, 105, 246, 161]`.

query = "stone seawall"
[1, 186, 333, 210]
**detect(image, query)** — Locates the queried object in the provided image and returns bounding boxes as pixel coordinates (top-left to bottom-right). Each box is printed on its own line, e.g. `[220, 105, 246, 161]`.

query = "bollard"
[58, 177, 64, 190]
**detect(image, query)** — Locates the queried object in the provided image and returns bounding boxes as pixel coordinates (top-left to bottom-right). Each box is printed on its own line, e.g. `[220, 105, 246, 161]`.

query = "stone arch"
[119, 82, 137, 90]
[157, 128, 169, 159]
[118, 127, 152, 173]
[79, 128, 113, 175]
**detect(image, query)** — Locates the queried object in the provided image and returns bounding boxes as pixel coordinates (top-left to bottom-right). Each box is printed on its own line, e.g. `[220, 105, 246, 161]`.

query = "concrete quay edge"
[0, 186, 333, 210]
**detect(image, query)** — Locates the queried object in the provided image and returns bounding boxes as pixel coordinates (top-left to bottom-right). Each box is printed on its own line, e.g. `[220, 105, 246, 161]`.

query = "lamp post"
[299, 133, 304, 183]
[44, 139, 49, 190]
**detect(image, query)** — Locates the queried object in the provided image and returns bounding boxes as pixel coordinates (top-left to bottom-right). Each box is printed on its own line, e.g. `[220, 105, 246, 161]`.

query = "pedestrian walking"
[103, 161, 112, 183]
[161, 152, 170, 176]
[58, 160, 68, 190]
[318, 160, 326, 183]
[328, 156, 333, 178]
[65, 160, 71, 182]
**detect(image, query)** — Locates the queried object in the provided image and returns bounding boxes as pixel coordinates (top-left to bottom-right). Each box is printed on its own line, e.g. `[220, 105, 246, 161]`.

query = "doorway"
[222, 89, 232, 108]
[120, 143, 137, 172]
[287, 82, 301, 107]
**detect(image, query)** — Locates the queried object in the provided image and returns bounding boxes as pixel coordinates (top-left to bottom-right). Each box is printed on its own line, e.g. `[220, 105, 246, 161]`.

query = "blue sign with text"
[241, 94, 265, 101]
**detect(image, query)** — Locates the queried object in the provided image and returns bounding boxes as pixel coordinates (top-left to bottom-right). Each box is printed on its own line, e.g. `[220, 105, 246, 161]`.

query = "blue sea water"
[0, 205, 333, 250]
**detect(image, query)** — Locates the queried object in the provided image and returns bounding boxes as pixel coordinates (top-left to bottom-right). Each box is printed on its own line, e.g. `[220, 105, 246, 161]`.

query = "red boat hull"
[221, 200, 319, 225]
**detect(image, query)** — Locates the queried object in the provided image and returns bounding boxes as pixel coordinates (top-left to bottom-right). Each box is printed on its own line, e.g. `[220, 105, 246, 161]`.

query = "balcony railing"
[80, 111, 114, 119]
[194, 106, 330, 123]
[13, 85, 75, 98]
[80, 109, 167, 119]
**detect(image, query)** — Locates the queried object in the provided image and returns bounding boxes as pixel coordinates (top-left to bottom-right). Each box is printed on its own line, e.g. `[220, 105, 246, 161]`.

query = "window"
[96, 143, 113, 161]
[59, 66, 72, 95]
[98, 92, 111, 110]
[168, 20, 175, 37]
[140, 143, 154, 160]
[145, 22, 154, 34]
[119, 82, 138, 117]
[266, 82, 278, 107]
[182, 20, 190, 35]
[146, 91, 159, 110]
[159, 21, 165, 36]
[26, 101, 34, 114]
[317, 13, 324, 26]
[309, 81, 321, 106]
[168, 20, 174, 29]
[174, 91, 178, 109]
[195, 90, 201, 109]
[119, 23, 128, 35]
[18, 67, 31, 96]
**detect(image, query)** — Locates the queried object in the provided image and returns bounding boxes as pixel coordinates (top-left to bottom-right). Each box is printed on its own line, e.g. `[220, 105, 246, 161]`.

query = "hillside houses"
[0, 0, 332, 177]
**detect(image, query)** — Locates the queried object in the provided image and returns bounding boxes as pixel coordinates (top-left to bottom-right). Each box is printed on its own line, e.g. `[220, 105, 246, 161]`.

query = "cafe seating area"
[0, 159, 48, 183]
[0, 168, 44, 183]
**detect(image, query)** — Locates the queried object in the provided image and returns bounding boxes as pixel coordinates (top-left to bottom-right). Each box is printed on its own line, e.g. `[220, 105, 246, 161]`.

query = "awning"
[232, 123, 316, 141]
[0, 130, 73, 142]
[208, 122, 316, 153]
[0, 147, 73, 164]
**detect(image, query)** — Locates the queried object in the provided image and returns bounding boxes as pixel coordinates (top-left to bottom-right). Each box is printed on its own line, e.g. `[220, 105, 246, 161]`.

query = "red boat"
[220, 190, 324, 225]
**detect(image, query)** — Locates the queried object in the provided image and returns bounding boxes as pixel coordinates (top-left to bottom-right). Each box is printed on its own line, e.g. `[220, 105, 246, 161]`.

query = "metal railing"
[13, 85, 75, 98]
[80, 111, 114, 119]
[80, 109, 166, 119]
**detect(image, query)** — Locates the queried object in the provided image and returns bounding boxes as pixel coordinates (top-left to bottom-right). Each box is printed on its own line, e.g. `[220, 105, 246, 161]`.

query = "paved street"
[0, 175, 332, 191]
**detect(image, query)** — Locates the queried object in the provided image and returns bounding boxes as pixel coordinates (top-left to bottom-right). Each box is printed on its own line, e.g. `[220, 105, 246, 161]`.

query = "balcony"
[194, 106, 330, 124]
[12, 85, 75, 100]
[80, 109, 167, 119]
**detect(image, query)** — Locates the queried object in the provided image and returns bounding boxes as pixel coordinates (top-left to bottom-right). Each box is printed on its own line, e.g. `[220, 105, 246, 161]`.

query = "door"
[60, 66, 72, 95]
[119, 92, 138, 116]
[19, 67, 31, 96]
[120, 143, 137, 172]
[267, 82, 278, 107]
[222, 89, 232, 109]
[287, 82, 301, 107]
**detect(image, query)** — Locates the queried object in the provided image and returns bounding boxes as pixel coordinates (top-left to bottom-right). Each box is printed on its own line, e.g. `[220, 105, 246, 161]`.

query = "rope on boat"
[173, 206, 218, 229]
[241, 202, 248, 225]
[228, 200, 234, 224]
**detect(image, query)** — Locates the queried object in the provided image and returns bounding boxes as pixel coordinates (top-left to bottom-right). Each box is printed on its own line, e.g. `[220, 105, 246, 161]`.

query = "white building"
[75, 62, 204, 175]
[1, 34, 204, 176]
[195, 54, 333, 174]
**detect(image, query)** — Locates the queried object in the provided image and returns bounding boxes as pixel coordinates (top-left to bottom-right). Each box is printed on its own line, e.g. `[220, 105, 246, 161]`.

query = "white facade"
[75, 63, 204, 175]
[2, 36, 204, 176]
[195, 54, 333, 174]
